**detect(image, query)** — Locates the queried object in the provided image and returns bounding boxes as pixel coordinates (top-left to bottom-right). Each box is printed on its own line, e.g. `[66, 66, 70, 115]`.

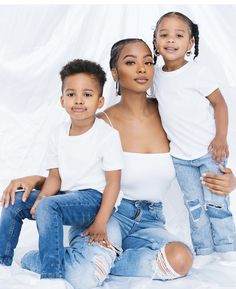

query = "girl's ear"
[111, 68, 118, 81]
[60, 96, 65, 108]
[188, 37, 195, 50]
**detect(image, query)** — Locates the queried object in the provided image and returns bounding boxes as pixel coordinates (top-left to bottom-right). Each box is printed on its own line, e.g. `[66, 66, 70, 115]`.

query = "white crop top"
[121, 152, 176, 202]
[101, 112, 176, 202]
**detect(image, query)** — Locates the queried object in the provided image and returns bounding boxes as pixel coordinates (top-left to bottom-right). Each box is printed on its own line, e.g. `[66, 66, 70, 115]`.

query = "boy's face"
[61, 73, 104, 123]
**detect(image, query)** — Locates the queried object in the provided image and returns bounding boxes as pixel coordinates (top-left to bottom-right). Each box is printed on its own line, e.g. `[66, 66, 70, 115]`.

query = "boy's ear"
[98, 96, 105, 109]
[60, 95, 65, 108]
[111, 68, 118, 81]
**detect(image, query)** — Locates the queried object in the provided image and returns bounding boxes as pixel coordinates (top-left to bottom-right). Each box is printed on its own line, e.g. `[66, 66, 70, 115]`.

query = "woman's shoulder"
[97, 104, 120, 125]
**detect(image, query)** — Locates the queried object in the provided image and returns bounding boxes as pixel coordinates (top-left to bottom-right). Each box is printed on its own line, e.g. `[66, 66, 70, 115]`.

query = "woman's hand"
[201, 165, 236, 196]
[0, 176, 42, 208]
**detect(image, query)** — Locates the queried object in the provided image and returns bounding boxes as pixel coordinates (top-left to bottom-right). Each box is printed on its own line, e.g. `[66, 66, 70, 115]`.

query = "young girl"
[152, 11, 236, 260]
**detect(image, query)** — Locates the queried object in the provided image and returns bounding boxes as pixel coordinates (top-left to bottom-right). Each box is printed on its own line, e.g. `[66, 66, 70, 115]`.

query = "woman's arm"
[201, 165, 236, 195]
[0, 175, 46, 208]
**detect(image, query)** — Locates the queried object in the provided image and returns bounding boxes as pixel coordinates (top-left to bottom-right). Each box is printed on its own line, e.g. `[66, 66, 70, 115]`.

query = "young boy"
[0, 59, 123, 280]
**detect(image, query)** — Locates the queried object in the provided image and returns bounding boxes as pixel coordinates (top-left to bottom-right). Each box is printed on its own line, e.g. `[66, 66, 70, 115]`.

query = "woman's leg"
[111, 227, 193, 279]
[110, 199, 193, 280]
[21, 216, 122, 289]
[35, 189, 102, 279]
[0, 190, 39, 265]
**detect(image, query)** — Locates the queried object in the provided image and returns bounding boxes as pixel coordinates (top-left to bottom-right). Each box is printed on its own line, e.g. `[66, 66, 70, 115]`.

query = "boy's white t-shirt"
[44, 118, 123, 194]
[153, 61, 219, 160]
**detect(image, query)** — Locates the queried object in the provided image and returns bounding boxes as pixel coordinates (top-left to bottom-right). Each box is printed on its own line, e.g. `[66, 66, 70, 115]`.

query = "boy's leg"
[0, 190, 40, 265]
[22, 216, 122, 289]
[35, 189, 102, 278]
[172, 157, 214, 255]
[200, 153, 236, 253]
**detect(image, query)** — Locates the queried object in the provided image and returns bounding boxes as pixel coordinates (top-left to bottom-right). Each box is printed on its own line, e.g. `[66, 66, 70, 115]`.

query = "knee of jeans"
[153, 242, 193, 280]
[2, 193, 25, 217]
[36, 197, 58, 218]
[185, 199, 203, 222]
[66, 244, 117, 289]
[205, 201, 232, 219]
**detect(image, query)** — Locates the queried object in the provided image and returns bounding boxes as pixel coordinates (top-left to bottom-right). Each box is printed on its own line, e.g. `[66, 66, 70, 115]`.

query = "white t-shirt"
[121, 152, 176, 202]
[153, 61, 218, 160]
[44, 118, 123, 194]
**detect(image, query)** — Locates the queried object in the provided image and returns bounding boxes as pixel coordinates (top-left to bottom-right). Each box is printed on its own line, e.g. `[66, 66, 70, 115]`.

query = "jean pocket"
[148, 204, 166, 224]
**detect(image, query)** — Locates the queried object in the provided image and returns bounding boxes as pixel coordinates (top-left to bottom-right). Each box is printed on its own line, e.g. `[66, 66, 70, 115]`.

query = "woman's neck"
[119, 92, 152, 118]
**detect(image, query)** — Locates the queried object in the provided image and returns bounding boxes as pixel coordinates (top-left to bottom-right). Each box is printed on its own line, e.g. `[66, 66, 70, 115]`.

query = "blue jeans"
[172, 152, 236, 255]
[22, 198, 186, 289]
[0, 188, 102, 276]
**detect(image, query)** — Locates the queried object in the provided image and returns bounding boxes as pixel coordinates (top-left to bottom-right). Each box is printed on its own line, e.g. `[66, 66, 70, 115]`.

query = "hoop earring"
[115, 81, 120, 96]
[186, 50, 192, 57]
[155, 50, 160, 57]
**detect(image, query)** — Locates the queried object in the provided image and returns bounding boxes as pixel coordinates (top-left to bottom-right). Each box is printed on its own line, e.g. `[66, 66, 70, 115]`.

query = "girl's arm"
[30, 168, 61, 218]
[207, 88, 229, 163]
[1, 175, 46, 208]
[83, 169, 121, 244]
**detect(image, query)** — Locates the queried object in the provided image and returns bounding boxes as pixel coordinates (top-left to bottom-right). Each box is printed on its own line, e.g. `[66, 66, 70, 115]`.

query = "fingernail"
[201, 181, 205, 185]
[200, 176, 203, 180]
[22, 198, 26, 202]
[202, 173, 206, 176]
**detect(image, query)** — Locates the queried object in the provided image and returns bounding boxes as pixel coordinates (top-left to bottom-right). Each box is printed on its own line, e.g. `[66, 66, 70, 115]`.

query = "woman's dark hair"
[109, 38, 149, 70]
[152, 12, 199, 64]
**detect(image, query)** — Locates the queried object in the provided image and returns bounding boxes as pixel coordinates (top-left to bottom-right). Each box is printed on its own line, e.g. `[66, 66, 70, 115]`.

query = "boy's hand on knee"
[30, 195, 45, 219]
[83, 221, 109, 246]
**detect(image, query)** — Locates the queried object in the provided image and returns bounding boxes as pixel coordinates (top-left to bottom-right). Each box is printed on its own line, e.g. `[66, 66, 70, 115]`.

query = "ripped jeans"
[21, 198, 187, 289]
[172, 152, 236, 255]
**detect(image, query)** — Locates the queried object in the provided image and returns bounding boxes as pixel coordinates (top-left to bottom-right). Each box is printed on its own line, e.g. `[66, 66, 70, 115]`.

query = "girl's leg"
[0, 190, 40, 265]
[35, 189, 103, 278]
[200, 153, 236, 252]
[172, 156, 214, 255]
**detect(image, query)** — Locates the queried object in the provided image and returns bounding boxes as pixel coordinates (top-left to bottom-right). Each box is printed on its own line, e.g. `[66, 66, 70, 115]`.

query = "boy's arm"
[207, 88, 229, 163]
[30, 168, 61, 218]
[83, 169, 121, 244]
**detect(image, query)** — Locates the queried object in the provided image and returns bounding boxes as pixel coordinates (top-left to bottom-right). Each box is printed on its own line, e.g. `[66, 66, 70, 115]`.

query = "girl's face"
[155, 16, 194, 63]
[112, 41, 154, 95]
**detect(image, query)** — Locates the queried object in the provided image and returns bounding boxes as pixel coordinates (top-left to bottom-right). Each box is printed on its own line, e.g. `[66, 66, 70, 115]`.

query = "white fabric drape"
[0, 5, 236, 289]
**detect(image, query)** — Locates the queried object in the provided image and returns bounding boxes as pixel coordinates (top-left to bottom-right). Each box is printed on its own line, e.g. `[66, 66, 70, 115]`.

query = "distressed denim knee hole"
[206, 202, 232, 219]
[186, 199, 202, 221]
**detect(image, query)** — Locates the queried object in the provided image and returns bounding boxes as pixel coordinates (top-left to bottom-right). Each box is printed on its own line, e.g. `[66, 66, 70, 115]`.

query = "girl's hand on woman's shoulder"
[201, 165, 236, 196]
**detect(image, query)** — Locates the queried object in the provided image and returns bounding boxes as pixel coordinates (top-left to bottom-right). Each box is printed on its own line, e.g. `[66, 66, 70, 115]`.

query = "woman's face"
[112, 41, 154, 95]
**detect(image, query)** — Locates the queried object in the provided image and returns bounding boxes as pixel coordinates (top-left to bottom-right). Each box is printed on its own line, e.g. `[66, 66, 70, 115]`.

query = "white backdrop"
[0, 5, 236, 289]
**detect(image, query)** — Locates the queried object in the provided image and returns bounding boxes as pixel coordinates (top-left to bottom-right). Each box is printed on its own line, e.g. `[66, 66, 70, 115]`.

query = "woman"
[1, 39, 236, 289]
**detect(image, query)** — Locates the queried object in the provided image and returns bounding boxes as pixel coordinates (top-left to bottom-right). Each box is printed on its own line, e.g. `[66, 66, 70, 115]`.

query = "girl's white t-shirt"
[153, 61, 219, 160]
